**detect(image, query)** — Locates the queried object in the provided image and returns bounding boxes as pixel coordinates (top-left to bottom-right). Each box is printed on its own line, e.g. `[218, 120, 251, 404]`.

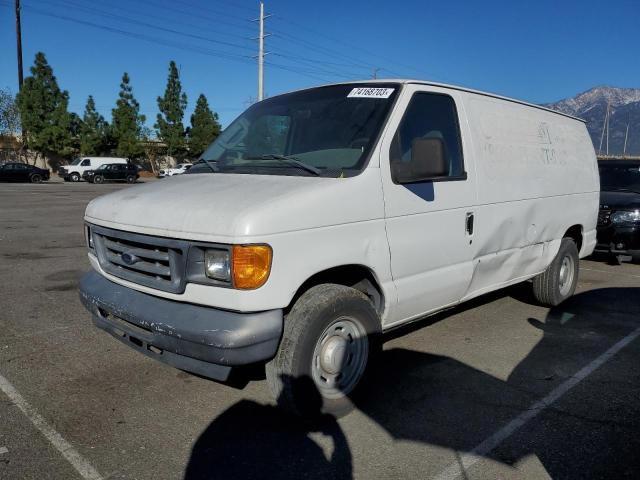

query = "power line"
[21, 4, 256, 63]
[45, 0, 256, 42]
[34, 0, 256, 54]
[270, 14, 426, 78]
[269, 30, 401, 77]
[16, 3, 340, 84]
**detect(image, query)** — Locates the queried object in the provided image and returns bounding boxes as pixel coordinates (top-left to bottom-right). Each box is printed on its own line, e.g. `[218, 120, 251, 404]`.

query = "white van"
[59, 157, 128, 182]
[79, 80, 599, 417]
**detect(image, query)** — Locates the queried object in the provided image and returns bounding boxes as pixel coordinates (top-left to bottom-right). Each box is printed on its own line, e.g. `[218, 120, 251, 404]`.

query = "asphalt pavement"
[1, 181, 639, 479]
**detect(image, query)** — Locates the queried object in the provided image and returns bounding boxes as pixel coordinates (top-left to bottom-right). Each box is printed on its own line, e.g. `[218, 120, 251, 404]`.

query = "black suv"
[0, 162, 50, 183]
[83, 163, 139, 184]
[596, 160, 640, 262]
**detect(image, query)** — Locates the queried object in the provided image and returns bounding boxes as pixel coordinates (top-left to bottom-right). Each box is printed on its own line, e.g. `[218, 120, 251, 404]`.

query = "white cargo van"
[80, 80, 599, 416]
[59, 157, 128, 182]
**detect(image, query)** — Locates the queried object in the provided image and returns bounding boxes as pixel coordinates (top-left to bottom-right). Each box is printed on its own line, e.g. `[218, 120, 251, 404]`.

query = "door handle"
[466, 212, 474, 236]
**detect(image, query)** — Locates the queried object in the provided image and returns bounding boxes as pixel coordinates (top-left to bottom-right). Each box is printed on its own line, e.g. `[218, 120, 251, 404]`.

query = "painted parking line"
[434, 325, 640, 480]
[0, 372, 103, 480]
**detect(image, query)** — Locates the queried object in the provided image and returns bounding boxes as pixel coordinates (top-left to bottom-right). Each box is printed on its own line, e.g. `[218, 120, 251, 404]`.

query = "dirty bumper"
[79, 271, 283, 381]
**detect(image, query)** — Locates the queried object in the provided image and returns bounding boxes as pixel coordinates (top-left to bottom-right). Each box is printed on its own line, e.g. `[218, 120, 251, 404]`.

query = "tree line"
[8, 52, 221, 165]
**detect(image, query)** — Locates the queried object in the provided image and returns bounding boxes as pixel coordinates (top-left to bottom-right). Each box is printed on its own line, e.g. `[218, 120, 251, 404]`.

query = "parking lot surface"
[1, 182, 639, 479]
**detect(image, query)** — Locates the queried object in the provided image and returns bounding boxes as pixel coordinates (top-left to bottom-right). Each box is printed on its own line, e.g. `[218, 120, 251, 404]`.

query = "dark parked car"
[83, 163, 139, 184]
[595, 160, 640, 262]
[0, 162, 50, 183]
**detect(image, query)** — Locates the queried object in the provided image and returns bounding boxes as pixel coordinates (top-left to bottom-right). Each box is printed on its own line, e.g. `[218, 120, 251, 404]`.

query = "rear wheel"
[30, 174, 42, 183]
[126, 174, 136, 184]
[93, 175, 104, 184]
[70, 172, 80, 182]
[266, 284, 381, 418]
[533, 238, 579, 306]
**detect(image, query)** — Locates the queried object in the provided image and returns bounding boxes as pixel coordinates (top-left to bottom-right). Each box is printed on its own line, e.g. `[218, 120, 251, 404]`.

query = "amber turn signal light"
[232, 244, 272, 289]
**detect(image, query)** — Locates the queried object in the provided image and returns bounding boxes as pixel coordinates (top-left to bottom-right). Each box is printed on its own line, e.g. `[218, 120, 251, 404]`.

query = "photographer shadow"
[185, 287, 640, 479]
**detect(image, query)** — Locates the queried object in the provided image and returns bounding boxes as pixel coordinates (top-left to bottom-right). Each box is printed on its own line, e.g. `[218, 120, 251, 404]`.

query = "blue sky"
[1, 0, 639, 127]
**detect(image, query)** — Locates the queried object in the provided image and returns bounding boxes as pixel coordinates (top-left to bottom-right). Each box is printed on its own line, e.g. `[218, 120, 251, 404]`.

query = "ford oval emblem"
[121, 252, 139, 265]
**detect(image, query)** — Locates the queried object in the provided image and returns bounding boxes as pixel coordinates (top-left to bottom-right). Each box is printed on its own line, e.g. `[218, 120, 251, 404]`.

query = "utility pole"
[623, 121, 629, 157]
[372, 67, 380, 79]
[599, 101, 610, 155]
[254, 2, 271, 102]
[15, 0, 24, 89]
[606, 103, 610, 156]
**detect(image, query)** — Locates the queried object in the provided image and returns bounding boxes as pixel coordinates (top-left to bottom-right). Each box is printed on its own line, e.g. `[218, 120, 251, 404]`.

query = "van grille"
[91, 225, 188, 293]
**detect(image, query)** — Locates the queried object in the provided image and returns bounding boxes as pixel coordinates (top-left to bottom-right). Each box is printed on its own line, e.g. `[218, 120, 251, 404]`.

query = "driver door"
[380, 85, 477, 326]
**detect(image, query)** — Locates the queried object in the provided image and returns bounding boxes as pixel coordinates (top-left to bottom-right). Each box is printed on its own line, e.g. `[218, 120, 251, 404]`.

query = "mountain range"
[544, 86, 640, 156]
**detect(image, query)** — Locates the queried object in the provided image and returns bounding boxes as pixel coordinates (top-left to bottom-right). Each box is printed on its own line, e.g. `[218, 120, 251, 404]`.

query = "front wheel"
[30, 174, 42, 183]
[266, 284, 381, 418]
[533, 238, 579, 306]
[125, 174, 136, 184]
[70, 172, 80, 182]
[93, 175, 104, 184]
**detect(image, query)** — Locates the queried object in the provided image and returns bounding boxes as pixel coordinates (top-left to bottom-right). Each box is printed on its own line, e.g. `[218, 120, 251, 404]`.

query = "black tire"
[533, 238, 579, 306]
[70, 172, 80, 182]
[93, 175, 104, 184]
[266, 284, 381, 419]
[30, 174, 42, 183]
[125, 174, 136, 184]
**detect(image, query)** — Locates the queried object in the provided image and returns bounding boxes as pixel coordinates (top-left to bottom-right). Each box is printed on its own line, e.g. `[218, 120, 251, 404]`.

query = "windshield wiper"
[198, 158, 218, 173]
[246, 154, 321, 176]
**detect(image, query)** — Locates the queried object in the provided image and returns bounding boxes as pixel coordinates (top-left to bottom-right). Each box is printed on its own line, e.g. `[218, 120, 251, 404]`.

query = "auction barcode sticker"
[347, 87, 395, 98]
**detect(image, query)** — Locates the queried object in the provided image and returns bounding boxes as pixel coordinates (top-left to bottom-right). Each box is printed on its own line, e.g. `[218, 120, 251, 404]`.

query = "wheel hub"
[320, 336, 348, 374]
[558, 255, 574, 296]
[311, 317, 369, 399]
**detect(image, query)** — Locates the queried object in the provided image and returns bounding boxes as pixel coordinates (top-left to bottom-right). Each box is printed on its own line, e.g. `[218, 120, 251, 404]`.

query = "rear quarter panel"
[461, 93, 599, 299]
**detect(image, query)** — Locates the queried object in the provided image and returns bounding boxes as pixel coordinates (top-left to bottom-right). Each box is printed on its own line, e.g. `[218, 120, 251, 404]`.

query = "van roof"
[293, 79, 586, 123]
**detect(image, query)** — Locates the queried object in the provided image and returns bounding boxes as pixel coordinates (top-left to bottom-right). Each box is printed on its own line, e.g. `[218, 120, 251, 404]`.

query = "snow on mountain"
[544, 86, 640, 155]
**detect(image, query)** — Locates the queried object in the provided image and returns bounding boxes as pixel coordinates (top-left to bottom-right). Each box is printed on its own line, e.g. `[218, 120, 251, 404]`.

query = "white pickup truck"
[158, 163, 192, 178]
[80, 80, 599, 417]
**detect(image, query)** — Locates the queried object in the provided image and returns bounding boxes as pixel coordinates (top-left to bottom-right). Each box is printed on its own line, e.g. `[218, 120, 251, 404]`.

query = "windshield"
[97, 164, 109, 170]
[599, 164, 640, 192]
[70, 158, 83, 166]
[191, 83, 399, 177]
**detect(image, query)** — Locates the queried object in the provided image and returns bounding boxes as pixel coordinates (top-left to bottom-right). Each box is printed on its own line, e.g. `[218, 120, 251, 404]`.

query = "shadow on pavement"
[184, 288, 640, 479]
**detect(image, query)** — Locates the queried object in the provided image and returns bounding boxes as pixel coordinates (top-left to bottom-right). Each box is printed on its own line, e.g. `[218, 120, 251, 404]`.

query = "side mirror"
[392, 137, 448, 184]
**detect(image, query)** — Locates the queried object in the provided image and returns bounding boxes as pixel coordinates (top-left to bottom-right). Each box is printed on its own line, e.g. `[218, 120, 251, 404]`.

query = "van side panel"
[462, 94, 599, 299]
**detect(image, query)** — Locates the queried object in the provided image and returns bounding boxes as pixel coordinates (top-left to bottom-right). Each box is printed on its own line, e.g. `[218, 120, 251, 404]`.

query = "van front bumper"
[79, 271, 283, 381]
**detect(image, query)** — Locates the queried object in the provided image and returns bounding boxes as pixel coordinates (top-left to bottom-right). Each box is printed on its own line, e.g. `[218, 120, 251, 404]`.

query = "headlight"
[611, 210, 640, 224]
[204, 249, 231, 281]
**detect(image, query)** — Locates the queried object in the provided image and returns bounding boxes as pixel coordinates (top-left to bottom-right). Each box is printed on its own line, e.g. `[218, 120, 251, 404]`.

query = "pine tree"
[16, 52, 74, 160]
[80, 95, 109, 155]
[0, 88, 21, 135]
[188, 94, 221, 157]
[111, 72, 146, 159]
[155, 61, 187, 158]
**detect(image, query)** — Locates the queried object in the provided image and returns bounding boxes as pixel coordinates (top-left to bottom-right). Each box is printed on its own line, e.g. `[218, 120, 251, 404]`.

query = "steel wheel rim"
[31, 175, 41, 183]
[558, 254, 575, 296]
[311, 316, 369, 399]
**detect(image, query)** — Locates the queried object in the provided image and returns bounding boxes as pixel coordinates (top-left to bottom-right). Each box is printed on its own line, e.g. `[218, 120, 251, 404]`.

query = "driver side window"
[81, 159, 91, 166]
[390, 92, 465, 183]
